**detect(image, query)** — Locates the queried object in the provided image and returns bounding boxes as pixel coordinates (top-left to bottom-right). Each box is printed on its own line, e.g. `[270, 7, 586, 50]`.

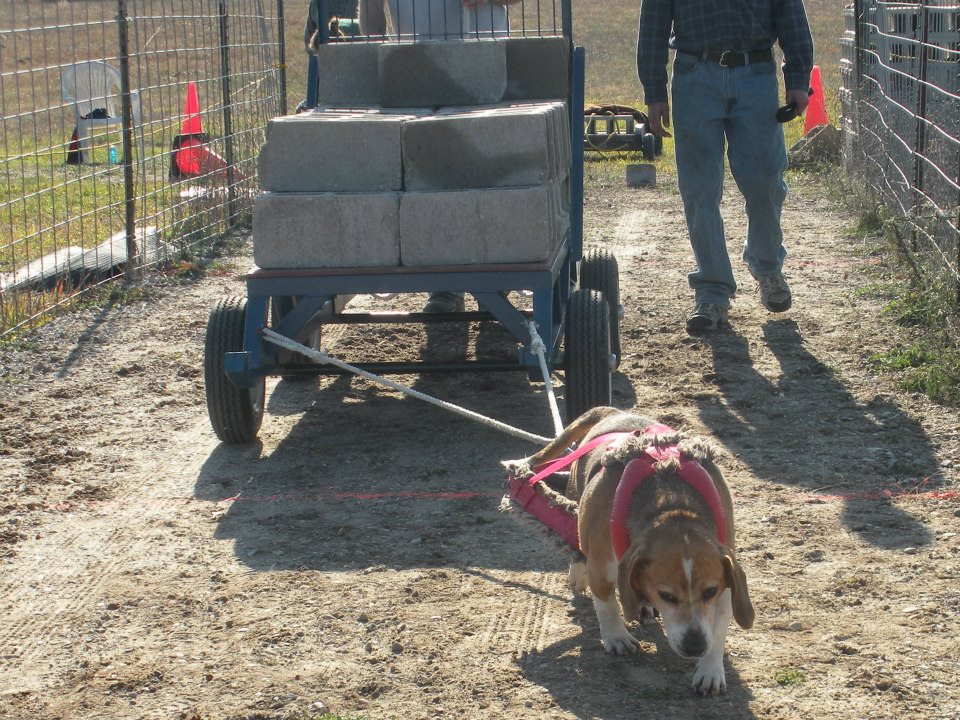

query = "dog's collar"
[610, 424, 729, 561]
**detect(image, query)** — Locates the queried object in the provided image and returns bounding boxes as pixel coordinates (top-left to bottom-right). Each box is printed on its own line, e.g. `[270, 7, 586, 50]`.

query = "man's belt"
[679, 48, 774, 67]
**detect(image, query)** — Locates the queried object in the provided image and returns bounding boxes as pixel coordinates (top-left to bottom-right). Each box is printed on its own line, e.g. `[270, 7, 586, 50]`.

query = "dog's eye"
[702, 587, 718, 601]
[658, 591, 679, 605]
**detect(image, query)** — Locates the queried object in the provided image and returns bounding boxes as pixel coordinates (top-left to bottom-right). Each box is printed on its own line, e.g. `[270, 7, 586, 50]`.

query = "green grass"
[834, 185, 960, 406]
[774, 667, 808, 686]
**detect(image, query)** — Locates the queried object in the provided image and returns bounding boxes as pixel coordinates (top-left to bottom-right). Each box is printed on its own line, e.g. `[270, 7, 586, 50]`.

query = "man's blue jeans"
[671, 53, 789, 308]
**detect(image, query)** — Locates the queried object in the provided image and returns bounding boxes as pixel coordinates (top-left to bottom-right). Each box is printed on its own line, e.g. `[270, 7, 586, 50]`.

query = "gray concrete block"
[403, 102, 570, 190]
[504, 36, 570, 101]
[253, 192, 400, 268]
[379, 40, 507, 107]
[399, 181, 568, 266]
[313, 43, 381, 106]
[258, 108, 429, 192]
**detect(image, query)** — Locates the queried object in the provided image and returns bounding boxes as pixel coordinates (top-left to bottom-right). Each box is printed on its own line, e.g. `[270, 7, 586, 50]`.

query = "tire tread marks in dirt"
[477, 572, 565, 655]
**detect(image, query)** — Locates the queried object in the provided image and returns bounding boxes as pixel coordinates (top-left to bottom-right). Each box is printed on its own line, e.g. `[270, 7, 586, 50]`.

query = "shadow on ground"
[697, 318, 937, 549]
[518, 593, 756, 720]
[195, 319, 637, 573]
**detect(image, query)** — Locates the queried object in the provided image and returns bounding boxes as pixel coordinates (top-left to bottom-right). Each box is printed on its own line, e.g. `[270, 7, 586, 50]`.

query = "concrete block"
[403, 101, 570, 189]
[313, 43, 381, 106]
[504, 36, 570, 101]
[258, 108, 429, 192]
[253, 192, 400, 268]
[625, 163, 657, 187]
[379, 40, 507, 107]
[399, 181, 568, 266]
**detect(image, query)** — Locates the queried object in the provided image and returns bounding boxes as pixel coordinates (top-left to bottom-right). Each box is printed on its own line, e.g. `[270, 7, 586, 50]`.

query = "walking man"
[637, 0, 814, 331]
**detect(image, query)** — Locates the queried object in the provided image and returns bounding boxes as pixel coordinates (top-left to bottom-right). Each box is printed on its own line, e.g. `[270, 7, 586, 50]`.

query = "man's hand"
[646, 101, 672, 138]
[785, 88, 810, 116]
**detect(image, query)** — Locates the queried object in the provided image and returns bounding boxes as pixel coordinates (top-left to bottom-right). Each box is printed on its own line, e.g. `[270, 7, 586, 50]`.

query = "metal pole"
[277, 0, 288, 116]
[219, 0, 238, 225]
[913, 0, 929, 200]
[116, 0, 138, 283]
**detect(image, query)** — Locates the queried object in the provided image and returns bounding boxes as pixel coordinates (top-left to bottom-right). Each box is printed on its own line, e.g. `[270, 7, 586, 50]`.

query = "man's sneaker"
[686, 303, 728, 332]
[422, 291, 465, 313]
[756, 272, 792, 312]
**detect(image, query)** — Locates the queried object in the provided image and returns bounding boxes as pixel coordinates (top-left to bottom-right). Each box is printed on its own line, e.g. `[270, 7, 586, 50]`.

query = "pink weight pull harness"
[507, 424, 729, 560]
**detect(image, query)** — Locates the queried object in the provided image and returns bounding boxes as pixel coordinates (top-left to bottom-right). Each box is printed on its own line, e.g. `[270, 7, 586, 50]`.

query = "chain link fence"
[840, 0, 960, 302]
[0, 0, 287, 335]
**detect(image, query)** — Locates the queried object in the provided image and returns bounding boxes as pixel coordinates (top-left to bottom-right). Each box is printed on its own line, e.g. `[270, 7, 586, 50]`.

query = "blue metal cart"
[203, 2, 621, 444]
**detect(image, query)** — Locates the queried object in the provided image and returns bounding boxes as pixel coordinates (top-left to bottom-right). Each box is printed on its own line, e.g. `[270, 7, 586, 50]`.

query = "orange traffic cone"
[169, 82, 210, 180]
[803, 65, 830, 135]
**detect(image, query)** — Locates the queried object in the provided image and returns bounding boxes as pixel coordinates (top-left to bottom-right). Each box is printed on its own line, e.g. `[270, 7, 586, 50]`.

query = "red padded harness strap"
[507, 431, 633, 552]
[610, 424, 729, 561]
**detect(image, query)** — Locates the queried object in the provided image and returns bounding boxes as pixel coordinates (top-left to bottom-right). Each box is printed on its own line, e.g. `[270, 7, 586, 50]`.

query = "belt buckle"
[718, 50, 733, 67]
[718, 50, 745, 67]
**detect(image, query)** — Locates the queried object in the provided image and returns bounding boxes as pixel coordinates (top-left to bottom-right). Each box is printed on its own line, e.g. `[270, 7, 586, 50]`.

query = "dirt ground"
[1, 160, 958, 720]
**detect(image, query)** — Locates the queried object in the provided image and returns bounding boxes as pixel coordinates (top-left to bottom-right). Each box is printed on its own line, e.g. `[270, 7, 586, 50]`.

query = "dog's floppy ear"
[617, 541, 650, 623]
[721, 547, 754, 629]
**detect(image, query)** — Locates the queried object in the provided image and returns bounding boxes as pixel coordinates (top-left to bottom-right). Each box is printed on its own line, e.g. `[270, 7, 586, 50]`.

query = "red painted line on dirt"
[804, 489, 960, 502]
[20, 487, 958, 515]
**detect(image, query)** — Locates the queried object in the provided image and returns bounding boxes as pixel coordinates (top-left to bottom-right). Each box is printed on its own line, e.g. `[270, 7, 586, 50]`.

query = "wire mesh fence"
[840, 0, 960, 302]
[0, 0, 286, 336]
[0, 0, 567, 337]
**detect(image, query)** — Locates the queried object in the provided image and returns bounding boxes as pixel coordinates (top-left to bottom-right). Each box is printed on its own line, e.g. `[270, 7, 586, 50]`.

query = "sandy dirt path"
[1, 163, 958, 720]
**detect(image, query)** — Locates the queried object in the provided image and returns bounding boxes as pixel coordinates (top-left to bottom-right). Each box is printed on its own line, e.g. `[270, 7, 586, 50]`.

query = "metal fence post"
[913, 0, 929, 201]
[219, 0, 238, 224]
[278, 0, 288, 116]
[117, 0, 138, 283]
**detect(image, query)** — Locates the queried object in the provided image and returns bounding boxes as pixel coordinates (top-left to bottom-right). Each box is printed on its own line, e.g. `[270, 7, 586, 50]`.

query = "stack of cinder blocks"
[253, 36, 571, 269]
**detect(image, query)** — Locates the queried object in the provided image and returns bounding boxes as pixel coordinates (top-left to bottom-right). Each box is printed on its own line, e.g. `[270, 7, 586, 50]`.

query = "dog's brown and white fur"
[516, 406, 754, 695]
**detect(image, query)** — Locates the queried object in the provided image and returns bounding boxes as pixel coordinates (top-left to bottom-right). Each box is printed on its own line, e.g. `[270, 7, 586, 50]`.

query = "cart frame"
[206, 2, 620, 444]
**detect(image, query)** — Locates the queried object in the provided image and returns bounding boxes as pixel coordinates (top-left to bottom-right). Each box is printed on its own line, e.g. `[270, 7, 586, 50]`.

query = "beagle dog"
[519, 406, 754, 695]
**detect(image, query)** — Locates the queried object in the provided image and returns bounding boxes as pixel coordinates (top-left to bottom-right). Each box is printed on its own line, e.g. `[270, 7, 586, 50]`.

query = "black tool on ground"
[776, 88, 815, 123]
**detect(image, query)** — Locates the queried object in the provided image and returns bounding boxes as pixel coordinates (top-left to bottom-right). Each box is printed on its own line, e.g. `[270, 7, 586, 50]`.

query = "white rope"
[260, 327, 553, 445]
[527, 320, 564, 438]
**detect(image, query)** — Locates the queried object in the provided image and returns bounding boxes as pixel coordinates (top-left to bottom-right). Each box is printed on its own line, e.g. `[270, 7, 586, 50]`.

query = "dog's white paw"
[601, 629, 640, 655]
[568, 561, 589, 595]
[692, 656, 727, 696]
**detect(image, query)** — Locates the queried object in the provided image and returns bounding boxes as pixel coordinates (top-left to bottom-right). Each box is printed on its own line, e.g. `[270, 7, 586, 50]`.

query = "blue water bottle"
[108, 144, 119, 164]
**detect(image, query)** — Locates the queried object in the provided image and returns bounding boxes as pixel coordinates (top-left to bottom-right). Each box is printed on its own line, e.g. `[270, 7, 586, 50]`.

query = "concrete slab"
[504, 36, 570, 101]
[253, 192, 400, 268]
[379, 40, 507, 107]
[258, 108, 429, 192]
[402, 102, 569, 189]
[399, 181, 568, 266]
[313, 43, 381, 106]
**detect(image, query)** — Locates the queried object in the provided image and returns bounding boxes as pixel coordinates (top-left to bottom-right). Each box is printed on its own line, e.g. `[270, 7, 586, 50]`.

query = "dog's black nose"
[680, 629, 708, 657]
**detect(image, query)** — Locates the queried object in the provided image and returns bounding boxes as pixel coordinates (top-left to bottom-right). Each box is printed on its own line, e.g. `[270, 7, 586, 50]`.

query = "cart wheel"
[642, 132, 656, 160]
[580, 248, 622, 369]
[271, 297, 321, 382]
[204, 296, 265, 444]
[565, 289, 613, 420]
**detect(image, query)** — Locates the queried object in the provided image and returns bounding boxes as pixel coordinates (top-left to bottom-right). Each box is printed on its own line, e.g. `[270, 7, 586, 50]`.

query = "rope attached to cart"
[260, 327, 559, 445]
[526, 320, 564, 438]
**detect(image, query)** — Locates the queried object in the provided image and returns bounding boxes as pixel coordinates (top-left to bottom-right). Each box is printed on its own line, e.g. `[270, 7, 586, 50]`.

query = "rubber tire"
[580, 248, 622, 369]
[204, 296, 265, 444]
[271, 296, 321, 382]
[564, 289, 612, 421]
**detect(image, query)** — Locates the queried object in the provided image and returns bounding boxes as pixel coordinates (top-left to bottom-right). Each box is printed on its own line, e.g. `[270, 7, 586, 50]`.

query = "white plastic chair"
[61, 60, 145, 163]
